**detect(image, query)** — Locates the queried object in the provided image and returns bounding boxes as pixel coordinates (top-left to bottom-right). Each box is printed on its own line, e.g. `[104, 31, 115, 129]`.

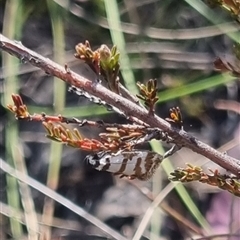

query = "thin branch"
[1, 34, 240, 176]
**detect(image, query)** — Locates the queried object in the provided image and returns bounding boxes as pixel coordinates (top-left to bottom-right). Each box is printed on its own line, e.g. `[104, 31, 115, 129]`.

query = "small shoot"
[75, 41, 120, 93]
[136, 79, 159, 115]
[75, 40, 101, 75]
[98, 44, 120, 93]
[7, 94, 30, 119]
[42, 122, 107, 152]
[166, 107, 183, 130]
[169, 163, 240, 197]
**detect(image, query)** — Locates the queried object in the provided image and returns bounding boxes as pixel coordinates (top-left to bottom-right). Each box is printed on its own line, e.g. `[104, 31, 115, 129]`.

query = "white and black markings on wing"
[85, 151, 163, 180]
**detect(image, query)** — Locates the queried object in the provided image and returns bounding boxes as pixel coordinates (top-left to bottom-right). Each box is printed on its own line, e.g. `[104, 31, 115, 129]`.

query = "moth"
[85, 150, 163, 180]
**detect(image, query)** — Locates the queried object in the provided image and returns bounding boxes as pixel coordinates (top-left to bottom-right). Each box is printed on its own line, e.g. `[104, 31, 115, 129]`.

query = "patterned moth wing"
[86, 151, 163, 180]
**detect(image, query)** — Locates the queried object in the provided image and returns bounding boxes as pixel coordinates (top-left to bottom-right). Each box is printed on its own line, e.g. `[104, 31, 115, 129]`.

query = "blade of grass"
[104, 2, 163, 238]
[103, 0, 138, 94]
[184, 0, 240, 42]
[104, 1, 209, 237]
[0, 201, 83, 232]
[54, 0, 240, 40]
[158, 73, 235, 103]
[150, 161, 163, 240]
[40, 1, 66, 239]
[2, 1, 39, 238]
[150, 141, 211, 232]
[4, 124, 23, 238]
[0, 158, 128, 240]
[132, 181, 177, 240]
[11, 139, 39, 240]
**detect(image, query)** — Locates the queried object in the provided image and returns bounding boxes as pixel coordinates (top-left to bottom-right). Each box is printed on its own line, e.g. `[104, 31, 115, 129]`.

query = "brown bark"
[1, 34, 240, 176]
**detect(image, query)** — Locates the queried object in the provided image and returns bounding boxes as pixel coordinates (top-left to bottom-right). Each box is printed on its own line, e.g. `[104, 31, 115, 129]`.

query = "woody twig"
[1, 34, 240, 176]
